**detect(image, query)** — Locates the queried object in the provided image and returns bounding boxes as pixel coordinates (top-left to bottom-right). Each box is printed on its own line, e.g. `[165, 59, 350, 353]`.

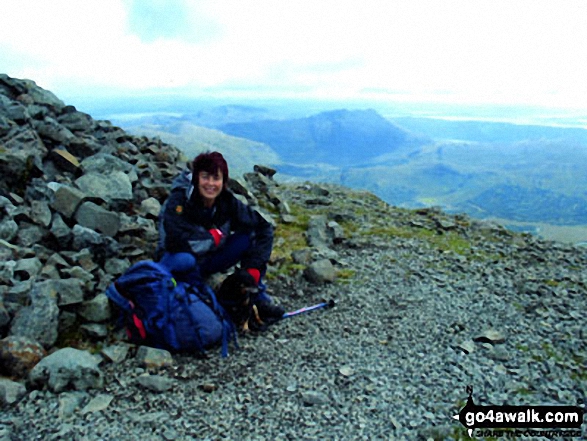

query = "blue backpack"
[106, 260, 237, 357]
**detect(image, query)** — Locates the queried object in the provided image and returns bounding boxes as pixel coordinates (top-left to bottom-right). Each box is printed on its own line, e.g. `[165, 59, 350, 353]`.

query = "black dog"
[216, 269, 263, 333]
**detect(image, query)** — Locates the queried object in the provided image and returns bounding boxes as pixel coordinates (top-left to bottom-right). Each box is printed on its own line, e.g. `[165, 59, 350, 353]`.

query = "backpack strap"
[105, 283, 134, 313]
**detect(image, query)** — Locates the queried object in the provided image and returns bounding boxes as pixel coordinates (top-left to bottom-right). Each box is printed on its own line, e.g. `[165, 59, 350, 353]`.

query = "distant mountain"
[218, 109, 428, 166]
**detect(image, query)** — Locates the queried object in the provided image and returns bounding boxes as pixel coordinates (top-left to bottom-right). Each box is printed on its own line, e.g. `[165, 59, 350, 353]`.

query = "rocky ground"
[2, 184, 587, 440]
[1, 74, 586, 440]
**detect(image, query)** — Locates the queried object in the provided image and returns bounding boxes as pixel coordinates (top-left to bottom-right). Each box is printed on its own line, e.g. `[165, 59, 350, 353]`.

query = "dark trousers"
[159, 233, 270, 302]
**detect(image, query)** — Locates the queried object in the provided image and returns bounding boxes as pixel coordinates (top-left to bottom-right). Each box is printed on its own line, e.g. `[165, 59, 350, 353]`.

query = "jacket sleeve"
[230, 195, 274, 269]
[159, 191, 216, 256]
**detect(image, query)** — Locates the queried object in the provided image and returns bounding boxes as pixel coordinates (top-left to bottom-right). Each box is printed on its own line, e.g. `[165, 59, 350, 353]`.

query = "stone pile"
[0, 74, 197, 382]
[0, 74, 345, 390]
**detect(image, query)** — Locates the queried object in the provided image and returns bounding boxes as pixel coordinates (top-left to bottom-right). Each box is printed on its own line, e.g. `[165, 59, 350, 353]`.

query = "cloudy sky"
[1, 0, 587, 109]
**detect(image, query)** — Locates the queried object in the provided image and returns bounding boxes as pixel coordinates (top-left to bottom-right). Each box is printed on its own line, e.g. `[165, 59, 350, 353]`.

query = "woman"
[157, 151, 284, 321]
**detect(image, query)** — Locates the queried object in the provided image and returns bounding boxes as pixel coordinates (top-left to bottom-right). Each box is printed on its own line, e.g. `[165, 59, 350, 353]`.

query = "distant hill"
[119, 120, 281, 176]
[217, 109, 428, 166]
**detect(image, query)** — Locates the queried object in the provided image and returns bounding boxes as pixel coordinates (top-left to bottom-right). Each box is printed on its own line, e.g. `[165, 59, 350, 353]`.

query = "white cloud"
[1, 0, 587, 107]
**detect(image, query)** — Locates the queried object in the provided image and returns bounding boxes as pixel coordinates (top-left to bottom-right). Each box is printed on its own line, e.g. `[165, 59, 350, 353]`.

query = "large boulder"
[28, 347, 103, 393]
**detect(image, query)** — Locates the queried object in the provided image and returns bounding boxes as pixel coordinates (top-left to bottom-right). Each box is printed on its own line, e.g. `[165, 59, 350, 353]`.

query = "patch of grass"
[361, 224, 472, 255]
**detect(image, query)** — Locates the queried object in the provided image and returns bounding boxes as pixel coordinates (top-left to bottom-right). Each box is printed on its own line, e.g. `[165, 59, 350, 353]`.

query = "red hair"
[191, 151, 229, 186]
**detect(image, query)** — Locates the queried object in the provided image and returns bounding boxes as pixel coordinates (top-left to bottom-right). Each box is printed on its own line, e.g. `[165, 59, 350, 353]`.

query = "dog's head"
[216, 269, 258, 329]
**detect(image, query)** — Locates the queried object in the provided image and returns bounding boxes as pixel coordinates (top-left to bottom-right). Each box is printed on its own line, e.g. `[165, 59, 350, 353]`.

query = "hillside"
[217, 108, 428, 166]
[1, 74, 586, 440]
[119, 118, 281, 177]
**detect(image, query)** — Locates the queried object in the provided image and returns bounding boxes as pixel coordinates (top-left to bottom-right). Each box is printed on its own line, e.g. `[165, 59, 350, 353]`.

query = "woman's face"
[197, 170, 223, 206]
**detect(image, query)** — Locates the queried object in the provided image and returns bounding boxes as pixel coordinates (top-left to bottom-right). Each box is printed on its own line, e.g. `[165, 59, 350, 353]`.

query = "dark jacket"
[158, 170, 274, 270]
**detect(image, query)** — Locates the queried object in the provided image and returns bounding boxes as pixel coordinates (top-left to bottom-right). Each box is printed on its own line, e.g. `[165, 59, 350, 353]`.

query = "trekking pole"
[281, 299, 336, 319]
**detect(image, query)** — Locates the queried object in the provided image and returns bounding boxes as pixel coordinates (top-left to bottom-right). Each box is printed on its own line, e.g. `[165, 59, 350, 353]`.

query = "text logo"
[453, 386, 584, 438]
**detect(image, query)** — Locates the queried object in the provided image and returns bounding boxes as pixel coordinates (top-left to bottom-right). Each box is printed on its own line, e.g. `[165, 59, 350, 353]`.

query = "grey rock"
[29, 347, 104, 393]
[80, 323, 108, 339]
[75, 201, 121, 237]
[101, 344, 130, 364]
[80, 152, 134, 175]
[139, 197, 161, 219]
[49, 213, 72, 243]
[80, 394, 113, 414]
[306, 215, 330, 248]
[77, 293, 111, 323]
[9, 281, 60, 348]
[301, 390, 329, 406]
[75, 171, 133, 202]
[16, 223, 47, 247]
[0, 378, 27, 405]
[71, 224, 120, 257]
[104, 257, 131, 276]
[0, 218, 18, 241]
[57, 111, 94, 132]
[58, 391, 87, 419]
[33, 117, 75, 145]
[51, 185, 87, 219]
[136, 346, 174, 369]
[13, 257, 43, 281]
[30, 200, 52, 228]
[137, 374, 175, 393]
[304, 259, 337, 284]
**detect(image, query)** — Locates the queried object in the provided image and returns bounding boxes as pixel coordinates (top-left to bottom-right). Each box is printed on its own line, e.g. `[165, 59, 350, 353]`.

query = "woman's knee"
[159, 252, 197, 273]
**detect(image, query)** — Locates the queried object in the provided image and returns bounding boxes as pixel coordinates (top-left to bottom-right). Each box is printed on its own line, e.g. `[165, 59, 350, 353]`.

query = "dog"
[216, 269, 264, 333]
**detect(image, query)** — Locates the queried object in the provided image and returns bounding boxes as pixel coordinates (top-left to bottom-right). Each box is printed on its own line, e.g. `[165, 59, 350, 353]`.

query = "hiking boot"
[256, 300, 285, 322]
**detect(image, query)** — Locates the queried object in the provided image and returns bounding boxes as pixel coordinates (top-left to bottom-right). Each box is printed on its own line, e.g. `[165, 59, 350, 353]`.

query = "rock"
[77, 293, 111, 323]
[30, 200, 52, 228]
[28, 347, 104, 393]
[135, 346, 174, 369]
[253, 164, 277, 178]
[75, 171, 133, 202]
[75, 201, 121, 237]
[51, 185, 87, 219]
[338, 366, 355, 377]
[101, 343, 131, 364]
[58, 391, 87, 419]
[80, 394, 114, 414]
[9, 281, 60, 348]
[306, 215, 330, 249]
[0, 378, 27, 405]
[301, 390, 329, 406]
[71, 224, 120, 257]
[137, 374, 175, 393]
[457, 340, 476, 354]
[50, 213, 73, 244]
[474, 329, 506, 344]
[13, 257, 43, 281]
[304, 259, 337, 284]
[139, 197, 161, 219]
[36, 279, 85, 307]
[0, 336, 47, 378]
[80, 323, 108, 339]
[50, 148, 80, 173]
